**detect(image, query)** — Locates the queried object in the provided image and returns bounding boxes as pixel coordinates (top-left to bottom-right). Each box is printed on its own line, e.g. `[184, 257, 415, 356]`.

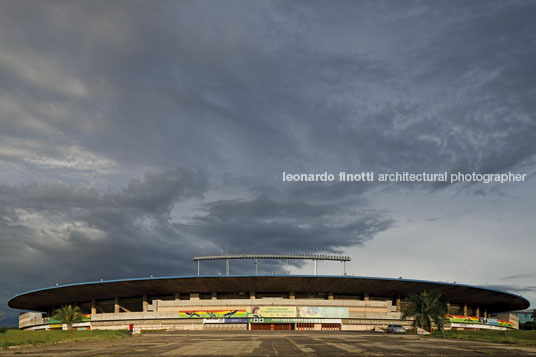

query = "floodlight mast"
[192, 254, 351, 276]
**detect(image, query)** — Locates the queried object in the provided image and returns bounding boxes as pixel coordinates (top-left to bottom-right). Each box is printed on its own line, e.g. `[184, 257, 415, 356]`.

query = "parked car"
[386, 324, 406, 333]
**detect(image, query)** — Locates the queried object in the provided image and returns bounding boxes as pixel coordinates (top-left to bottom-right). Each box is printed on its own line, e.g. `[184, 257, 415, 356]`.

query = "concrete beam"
[143, 295, 148, 313]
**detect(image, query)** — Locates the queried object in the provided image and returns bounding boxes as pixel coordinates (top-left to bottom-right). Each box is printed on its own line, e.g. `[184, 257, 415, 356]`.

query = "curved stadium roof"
[9, 275, 529, 313]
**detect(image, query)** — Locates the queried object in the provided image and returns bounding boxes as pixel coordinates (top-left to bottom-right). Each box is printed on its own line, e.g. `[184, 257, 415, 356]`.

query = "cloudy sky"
[1, 0, 535, 325]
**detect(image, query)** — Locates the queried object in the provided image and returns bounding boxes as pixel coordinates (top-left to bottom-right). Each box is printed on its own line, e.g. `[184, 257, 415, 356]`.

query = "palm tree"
[53, 305, 84, 330]
[402, 290, 448, 333]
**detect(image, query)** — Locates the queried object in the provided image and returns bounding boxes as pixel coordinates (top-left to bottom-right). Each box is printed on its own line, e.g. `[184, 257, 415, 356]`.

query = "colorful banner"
[498, 320, 513, 328]
[447, 315, 512, 328]
[298, 307, 349, 318]
[44, 318, 61, 324]
[43, 314, 91, 325]
[250, 317, 342, 324]
[446, 315, 479, 324]
[179, 309, 247, 318]
[481, 318, 498, 326]
[248, 306, 297, 318]
[203, 318, 249, 324]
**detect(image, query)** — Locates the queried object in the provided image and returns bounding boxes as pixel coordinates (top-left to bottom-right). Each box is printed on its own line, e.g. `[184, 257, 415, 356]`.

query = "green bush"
[0, 329, 129, 348]
[431, 329, 536, 345]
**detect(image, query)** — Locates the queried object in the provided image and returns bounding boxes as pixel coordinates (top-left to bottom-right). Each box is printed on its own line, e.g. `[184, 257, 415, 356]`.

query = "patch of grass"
[0, 329, 129, 349]
[430, 329, 536, 345]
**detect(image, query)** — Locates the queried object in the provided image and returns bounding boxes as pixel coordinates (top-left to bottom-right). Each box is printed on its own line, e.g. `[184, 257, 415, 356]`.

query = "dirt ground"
[2, 331, 536, 356]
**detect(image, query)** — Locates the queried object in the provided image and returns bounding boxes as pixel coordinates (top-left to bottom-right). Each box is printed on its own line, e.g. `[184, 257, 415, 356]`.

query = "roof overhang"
[8, 275, 529, 313]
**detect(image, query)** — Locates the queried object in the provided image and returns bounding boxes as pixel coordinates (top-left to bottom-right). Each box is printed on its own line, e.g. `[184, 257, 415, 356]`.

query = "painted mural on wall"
[180, 306, 350, 319]
[447, 315, 479, 324]
[178, 309, 248, 318]
[446, 315, 513, 328]
[43, 314, 91, 324]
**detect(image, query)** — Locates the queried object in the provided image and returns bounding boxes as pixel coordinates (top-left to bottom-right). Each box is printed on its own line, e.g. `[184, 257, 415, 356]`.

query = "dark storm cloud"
[180, 193, 394, 254]
[0, 167, 207, 276]
[0, 167, 393, 325]
[1, 1, 535, 178]
[0, 168, 207, 324]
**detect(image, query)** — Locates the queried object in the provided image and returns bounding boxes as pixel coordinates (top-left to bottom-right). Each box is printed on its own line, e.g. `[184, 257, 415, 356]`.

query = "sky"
[1, 0, 535, 326]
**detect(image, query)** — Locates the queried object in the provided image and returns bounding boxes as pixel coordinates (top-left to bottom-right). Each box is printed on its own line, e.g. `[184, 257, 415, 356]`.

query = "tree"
[53, 305, 84, 330]
[402, 290, 448, 333]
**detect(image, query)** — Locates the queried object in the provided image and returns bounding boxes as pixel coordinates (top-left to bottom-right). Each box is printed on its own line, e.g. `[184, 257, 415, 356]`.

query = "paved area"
[2, 331, 536, 356]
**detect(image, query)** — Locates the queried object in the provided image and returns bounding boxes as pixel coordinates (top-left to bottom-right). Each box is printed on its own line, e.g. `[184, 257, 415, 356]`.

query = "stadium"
[8, 255, 529, 332]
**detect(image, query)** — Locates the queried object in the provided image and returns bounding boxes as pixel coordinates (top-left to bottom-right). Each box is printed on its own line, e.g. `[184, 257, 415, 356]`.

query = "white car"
[386, 324, 406, 333]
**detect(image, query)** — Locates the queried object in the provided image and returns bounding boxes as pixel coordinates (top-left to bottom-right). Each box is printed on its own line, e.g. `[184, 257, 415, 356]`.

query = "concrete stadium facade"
[9, 275, 529, 332]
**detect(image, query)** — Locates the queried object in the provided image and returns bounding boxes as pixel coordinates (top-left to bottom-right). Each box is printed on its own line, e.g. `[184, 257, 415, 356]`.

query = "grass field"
[0, 329, 129, 349]
[431, 329, 536, 345]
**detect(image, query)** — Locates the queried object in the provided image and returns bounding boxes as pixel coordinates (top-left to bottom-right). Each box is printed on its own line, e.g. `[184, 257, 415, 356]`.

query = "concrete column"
[211, 291, 217, 300]
[190, 293, 200, 300]
[396, 297, 401, 312]
[114, 297, 120, 313]
[463, 303, 468, 316]
[476, 306, 480, 318]
[483, 309, 487, 318]
[91, 299, 96, 315]
[289, 291, 295, 300]
[363, 293, 369, 301]
[446, 302, 450, 314]
[175, 293, 180, 301]
[250, 291, 256, 300]
[143, 295, 148, 312]
[328, 293, 334, 300]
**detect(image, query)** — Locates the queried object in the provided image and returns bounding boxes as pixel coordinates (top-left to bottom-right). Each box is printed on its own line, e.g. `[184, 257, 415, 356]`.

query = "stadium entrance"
[250, 323, 294, 331]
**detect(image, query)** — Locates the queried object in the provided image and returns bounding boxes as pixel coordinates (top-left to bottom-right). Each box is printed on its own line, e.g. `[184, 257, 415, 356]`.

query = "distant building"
[508, 309, 535, 325]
